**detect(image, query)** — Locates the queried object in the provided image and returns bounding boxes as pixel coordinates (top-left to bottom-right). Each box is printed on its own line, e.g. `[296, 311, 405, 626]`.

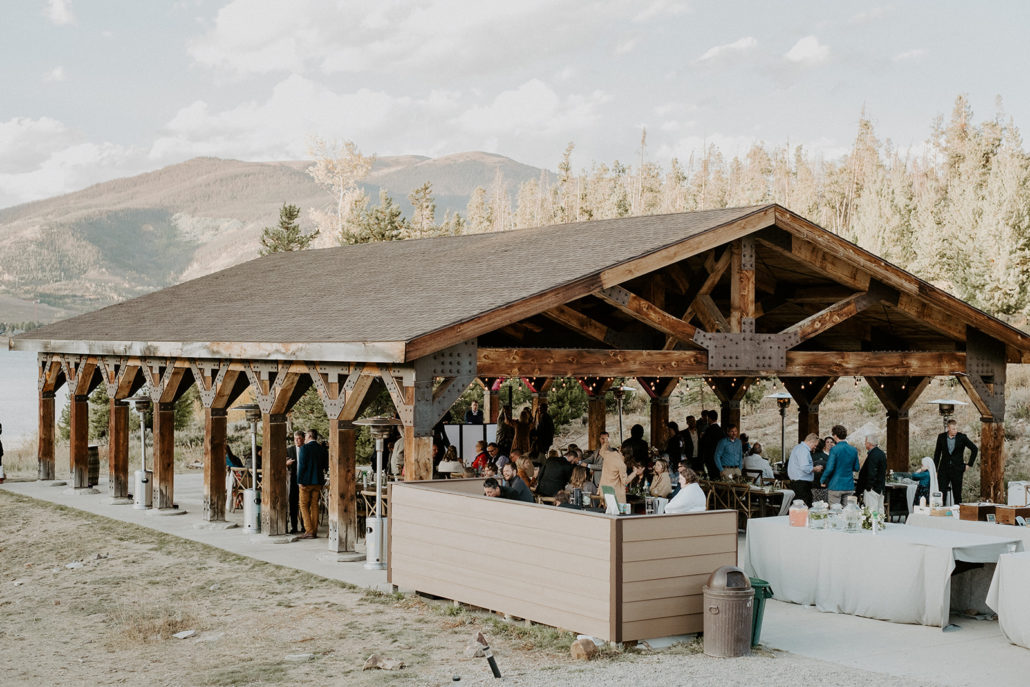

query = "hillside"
[0, 153, 548, 320]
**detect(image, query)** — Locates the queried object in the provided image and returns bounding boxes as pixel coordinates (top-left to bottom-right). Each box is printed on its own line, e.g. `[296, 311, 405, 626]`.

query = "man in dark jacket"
[700, 410, 725, 480]
[933, 419, 978, 505]
[284, 430, 304, 534]
[535, 451, 574, 497]
[857, 435, 887, 512]
[484, 477, 533, 503]
[621, 424, 649, 467]
[297, 429, 328, 539]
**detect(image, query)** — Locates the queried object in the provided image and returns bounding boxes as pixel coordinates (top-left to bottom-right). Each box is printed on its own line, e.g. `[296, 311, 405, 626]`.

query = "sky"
[3, 0, 1030, 209]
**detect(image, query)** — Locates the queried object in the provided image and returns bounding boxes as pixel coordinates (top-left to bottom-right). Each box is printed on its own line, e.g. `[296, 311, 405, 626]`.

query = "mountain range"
[0, 152, 548, 323]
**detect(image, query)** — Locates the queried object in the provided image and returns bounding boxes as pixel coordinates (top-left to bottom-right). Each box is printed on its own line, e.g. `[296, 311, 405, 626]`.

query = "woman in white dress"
[665, 466, 707, 514]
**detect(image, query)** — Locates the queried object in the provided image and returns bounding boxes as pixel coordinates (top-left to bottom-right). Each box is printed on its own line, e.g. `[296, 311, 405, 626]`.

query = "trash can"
[749, 577, 774, 646]
[703, 565, 754, 657]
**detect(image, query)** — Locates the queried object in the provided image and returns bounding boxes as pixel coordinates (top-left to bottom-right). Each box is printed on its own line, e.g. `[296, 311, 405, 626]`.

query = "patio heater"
[125, 395, 152, 510]
[766, 392, 792, 465]
[612, 385, 635, 445]
[927, 398, 967, 428]
[236, 404, 262, 533]
[354, 416, 403, 570]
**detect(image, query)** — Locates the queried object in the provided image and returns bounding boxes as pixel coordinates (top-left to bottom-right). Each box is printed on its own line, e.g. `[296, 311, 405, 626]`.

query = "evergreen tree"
[407, 181, 437, 238]
[259, 202, 318, 255]
[465, 186, 492, 234]
[342, 189, 408, 244]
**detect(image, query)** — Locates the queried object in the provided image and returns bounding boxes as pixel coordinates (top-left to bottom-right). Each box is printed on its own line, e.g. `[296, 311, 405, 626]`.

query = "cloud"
[150, 75, 418, 162]
[454, 79, 610, 138]
[850, 7, 893, 24]
[696, 36, 757, 63]
[44, 66, 66, 82]
[633, 0, 690, 23]
[784, 36, 830, 64]
[893, 49, 926, 62]
[188, 0, 630, 78]
[0, 117, 144, 207]
[45, 0, 74, 25]
[615, 37, 639, 56]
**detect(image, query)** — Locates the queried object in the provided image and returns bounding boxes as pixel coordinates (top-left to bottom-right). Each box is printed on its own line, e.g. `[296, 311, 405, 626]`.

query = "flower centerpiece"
[860, 505, 886, 531]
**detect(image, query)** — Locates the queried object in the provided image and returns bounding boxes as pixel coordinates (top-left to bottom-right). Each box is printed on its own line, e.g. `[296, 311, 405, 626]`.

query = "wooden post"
[582, 377, 613, 451]
[69, 394, 89, 488]
[109, 399, 130, 498]
[710, 378, 755, 432]
[328, 419, 357, 552]
[980, 420, 1005, 502]
[203, 408, 227, 522]
[864, 376, 929, 472]
[650, 397, 670, 449]
[153, 403, 176, 508]
[403, 428, 434, 481]
[781, 378, 836, 443]
[38, 391, 56, 481]
[885, 409, 910, 472]
[261, 413, 289, 535]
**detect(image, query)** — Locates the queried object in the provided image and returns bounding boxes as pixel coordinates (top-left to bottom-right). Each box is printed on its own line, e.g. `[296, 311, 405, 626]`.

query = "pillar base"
[145, 507, 187, 517]
[63, 487, 101, 495]
[250, 534, 298, 544]
[318, 551, 365, 563]
[107, 497, 134, 505]
[193, 521, 239, 530]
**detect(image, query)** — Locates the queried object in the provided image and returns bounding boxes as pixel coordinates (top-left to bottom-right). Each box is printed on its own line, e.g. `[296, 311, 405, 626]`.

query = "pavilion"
[14, 204, 1030, 552]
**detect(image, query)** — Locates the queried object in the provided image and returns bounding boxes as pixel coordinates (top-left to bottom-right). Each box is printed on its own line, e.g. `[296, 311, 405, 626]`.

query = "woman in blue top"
[820, 425, 860, 506]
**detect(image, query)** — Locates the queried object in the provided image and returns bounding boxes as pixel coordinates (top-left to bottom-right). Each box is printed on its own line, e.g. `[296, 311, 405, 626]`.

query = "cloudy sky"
[3, 0, 1029, 208]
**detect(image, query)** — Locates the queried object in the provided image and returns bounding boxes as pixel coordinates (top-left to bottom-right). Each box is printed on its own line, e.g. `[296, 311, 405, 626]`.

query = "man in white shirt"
[743, 442, 774, 481]
[787, 433, 820, 506]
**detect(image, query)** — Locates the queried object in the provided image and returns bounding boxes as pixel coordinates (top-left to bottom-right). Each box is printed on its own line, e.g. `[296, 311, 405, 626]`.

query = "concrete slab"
[2, 474, 392, 592]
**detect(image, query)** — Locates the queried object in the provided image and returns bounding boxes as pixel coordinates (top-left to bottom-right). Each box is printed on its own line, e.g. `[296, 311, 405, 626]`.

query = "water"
[0, 349, 69, 447]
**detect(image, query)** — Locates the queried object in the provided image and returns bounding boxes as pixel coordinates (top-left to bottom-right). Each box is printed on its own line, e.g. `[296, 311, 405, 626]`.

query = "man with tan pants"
[297, 429, 327, 539]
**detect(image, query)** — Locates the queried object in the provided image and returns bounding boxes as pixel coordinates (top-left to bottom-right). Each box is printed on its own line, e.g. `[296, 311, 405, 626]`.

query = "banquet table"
[986, 552, 1030, 649]
[745, 516, 1023, 627]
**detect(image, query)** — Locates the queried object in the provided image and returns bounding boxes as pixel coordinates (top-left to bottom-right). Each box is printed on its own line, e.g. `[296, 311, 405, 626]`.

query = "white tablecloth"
[745, 516, 1022, 627]
[987, 551, 1030, 649]
[906, 513, 1030, 548]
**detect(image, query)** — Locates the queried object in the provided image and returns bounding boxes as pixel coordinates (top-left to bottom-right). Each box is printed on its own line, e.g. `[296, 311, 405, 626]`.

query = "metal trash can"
[703, 565, 754, 657]
[87, 445, 100, 487]
[749, 577, 774, 646]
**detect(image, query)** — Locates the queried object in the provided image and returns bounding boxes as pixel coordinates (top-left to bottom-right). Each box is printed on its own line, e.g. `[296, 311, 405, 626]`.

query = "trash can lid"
[706, 565, 752, 590]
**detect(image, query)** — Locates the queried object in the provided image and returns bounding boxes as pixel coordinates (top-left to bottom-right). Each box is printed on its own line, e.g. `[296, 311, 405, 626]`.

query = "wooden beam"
[202, 408, 227, 522]
[863, 376, 931, 471]
[541, 304, 643, 349]
[781, 291, 877, 344]
[780, 377, 837, 443]
[729, 238, 755, 332]
[693, 295, 730, 333]
[595, 285, 699, 344]
[260, 413, 289, 535]
[476, 347, 966, 377]
[755, 236, 871, 291]
[980, 421, 1005, 502]
[663, 248, 732, 349]
[38, 391, 56, 480]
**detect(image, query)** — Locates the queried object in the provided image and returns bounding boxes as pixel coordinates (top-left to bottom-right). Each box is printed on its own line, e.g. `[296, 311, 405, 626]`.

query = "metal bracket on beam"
[694, 331, 799, 371]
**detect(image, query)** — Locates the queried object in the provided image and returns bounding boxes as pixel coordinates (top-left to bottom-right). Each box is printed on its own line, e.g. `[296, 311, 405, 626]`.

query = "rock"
[172, 630, 196, 639]
[463, 644, 486, 658]
[285, 653, 314, 662]
[13, 579, 26, 586]
[570, 638, 599, 660]
[209, 584, 220, 591]
[65, 561, 83, 569]
[363, 654, 404, 671]
[93, 553, 108, 560]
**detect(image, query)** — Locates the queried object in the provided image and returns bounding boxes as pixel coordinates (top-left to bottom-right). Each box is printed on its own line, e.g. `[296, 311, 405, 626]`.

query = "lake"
[0, 349, 69, 448]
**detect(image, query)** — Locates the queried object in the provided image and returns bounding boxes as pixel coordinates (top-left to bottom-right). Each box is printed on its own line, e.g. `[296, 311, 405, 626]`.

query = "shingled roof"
[14, 205, 769, 362]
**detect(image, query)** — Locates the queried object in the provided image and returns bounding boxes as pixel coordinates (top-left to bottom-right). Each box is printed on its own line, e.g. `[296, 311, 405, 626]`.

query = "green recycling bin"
[749, 577, 773, 646]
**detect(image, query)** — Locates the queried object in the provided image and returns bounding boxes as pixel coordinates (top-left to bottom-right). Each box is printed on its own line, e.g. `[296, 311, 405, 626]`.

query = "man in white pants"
[858, 435, 887, 514]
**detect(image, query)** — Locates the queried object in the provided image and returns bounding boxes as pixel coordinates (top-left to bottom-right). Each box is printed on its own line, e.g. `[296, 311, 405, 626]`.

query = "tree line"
[265, 95, 1030, 322]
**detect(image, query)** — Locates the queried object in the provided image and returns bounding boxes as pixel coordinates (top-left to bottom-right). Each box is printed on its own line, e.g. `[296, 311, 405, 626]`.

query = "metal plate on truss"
[695, 331, 797, 371]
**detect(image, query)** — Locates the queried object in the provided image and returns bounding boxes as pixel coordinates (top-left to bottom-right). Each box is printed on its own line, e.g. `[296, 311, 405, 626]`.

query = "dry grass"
[110, 591, 200, 644]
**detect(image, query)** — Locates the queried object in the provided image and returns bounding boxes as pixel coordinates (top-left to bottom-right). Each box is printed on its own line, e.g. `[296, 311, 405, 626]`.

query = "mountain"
[0, 152, 550, 321]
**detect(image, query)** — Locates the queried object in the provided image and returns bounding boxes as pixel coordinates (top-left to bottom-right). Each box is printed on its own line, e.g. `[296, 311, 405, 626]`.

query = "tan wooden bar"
[387, 478, 737, 642]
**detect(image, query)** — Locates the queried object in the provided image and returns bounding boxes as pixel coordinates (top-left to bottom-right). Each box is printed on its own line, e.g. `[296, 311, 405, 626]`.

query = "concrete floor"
[5, 474, 1030, 686]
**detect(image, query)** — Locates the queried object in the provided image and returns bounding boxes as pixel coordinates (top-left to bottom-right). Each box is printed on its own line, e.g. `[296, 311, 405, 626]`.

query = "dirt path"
[0, 490, 936, 686]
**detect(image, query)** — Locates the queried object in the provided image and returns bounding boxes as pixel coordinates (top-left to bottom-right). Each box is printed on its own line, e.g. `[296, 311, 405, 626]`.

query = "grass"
[109, 591, 200, 643]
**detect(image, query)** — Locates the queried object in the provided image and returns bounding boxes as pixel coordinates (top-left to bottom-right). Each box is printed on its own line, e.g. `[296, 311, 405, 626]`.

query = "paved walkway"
[5, 474, 1030, 686]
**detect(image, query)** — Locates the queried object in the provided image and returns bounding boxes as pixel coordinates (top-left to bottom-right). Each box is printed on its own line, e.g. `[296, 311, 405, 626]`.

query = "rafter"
[780, 291, 877, 343]
[541, 304, 642, 349]
[594, 285, 700, 346]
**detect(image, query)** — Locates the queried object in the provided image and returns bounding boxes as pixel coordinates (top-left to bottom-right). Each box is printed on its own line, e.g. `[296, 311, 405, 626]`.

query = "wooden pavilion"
[14, 204, 1030, 552]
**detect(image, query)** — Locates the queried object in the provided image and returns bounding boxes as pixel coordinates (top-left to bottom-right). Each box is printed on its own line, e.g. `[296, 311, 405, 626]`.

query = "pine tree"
[407, 181, 437, 238]
[342, 189, 408, 244]
[259, 203, 318, 255]
[465, 186, 492, 234]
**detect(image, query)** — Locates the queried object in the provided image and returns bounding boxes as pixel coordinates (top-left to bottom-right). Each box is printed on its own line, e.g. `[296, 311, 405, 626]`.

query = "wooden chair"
[227, 467, 250, 512]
